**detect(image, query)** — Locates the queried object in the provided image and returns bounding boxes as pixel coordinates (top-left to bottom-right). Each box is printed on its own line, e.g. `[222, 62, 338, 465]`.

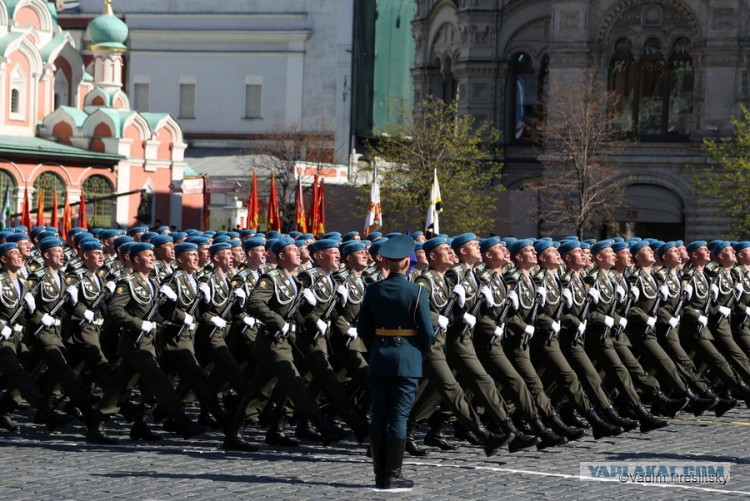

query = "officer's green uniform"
[731, 265, 750, 356]
[708, 266, 750, 382]
[330, 267, 370, 393]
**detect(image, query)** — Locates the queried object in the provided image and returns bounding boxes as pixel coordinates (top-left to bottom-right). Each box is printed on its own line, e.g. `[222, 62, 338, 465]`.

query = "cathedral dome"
[85, 0, 128, 51]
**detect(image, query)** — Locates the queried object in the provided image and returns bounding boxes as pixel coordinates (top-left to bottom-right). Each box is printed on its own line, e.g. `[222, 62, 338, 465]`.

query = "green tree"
[364, 97, 503, 235]
[696, 105, 750, 239]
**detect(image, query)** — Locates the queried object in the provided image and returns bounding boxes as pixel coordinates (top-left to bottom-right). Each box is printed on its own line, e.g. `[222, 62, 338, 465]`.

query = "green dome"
[85, 3, 128, 51]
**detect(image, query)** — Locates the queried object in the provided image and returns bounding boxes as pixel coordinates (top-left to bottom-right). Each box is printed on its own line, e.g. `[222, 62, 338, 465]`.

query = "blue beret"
[629, 240, 651, 255]
[0, 242, 17, 255]
[243, 236, 265, 249]
[0, 231, 12, 241]
[649, 240, 665, 250]
[37, 230, 57, 242]
[186, 236, 210, 246]
[580, 242, 590, 250]
[310, 239, 339, 252]
[185, 229, 201, 237]
[322, 232, 341, 239]
[127, 226, 145, 236]
[114, 235, 133, 248]
[686, 240, 707, 253]
[266, 231, 282, 239]
[154, 226, 169, 234]
[707, 239, 723, 249]
[294, 239, 307, 247]
[379, 234, 416, 259]
[365, 232, 382, 242]
[151, 235, 173, 248]
[209, 242, 231, 255]
[212, 235, 230, 244]
[733, 241, 750, 252]
[129, 242, 154, 258]
[342, 231, 360, 242]
[625, 238, 641, 246]
[73, 231, 93, 244]
[369, 237, 389, 256]
[118, 241, 136, 255]
[538, 237, 553, 242]
[99, 229, 119, 239]
[552, 241, 561, 248]
[240, 229, 256, 239]
[590, 240, 612, 255]
[214, 231, 228, 237]
[203, 231, 216, 237]
[711, 240, 730, 257]
[14, 225, 27, 232]
[422, 236, 447, 254]
[383, 232, 400, 239]
[415, 241, 424, 251]
[509, 238, 534, 255]
[411, 231, 424, 239]
[450, 233, 477, 250]
[342, 241, 366, 256]
[558, 240, 581, 255]
[30, 226, 47, 238]
[5, 232, 28, 243]
[583, 239, 596, 245]
[675, 240, 684, 247]
[642, 238, 657, 245]
[264, 238, 279, 250]
[533, 239, 553, 254]
[299, 233, 313, 240]
[561, 235, 578, 241]
[227, 231, 240, 239]
[271, 237, 295, 255]
[140, 231, 158, 242]
[611, 237, 624, 243]
[175, 242, 198, 254]
[38, 237, 64, 252]
[81, 239, 104, 252]
[170, 232, 187, 242]
[90, 228, 103, 236]
[229, 239, 242, 248]
[611, 242, 629, 252]
[656, 241, 676, 257]
[479, 237, 500, 254]
[287, 231, 302, 239]
[501, 237, 518, 247]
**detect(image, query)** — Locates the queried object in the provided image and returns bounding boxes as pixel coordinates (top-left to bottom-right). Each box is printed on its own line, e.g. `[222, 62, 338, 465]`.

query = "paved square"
[1, 406, 750, 499]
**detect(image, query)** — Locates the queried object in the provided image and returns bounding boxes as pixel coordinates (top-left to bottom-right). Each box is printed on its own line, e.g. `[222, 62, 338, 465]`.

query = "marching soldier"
[731, 241, 750, 360]
[152, 234, 176, 284]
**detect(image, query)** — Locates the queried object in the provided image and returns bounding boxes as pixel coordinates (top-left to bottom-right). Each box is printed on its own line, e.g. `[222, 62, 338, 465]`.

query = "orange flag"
[50, 190, 59, 230]
[78, 193, 88, 229]
[247, 169, 259, 230]
[307, 173, 319, 235]
[36, 190, 45, 227]
[316, 177, 326, 236]
[61, 191, 72, 240]
[21, 188, 31, 229]
[267, 171, 281, 232]
[295, 175, 307, 233]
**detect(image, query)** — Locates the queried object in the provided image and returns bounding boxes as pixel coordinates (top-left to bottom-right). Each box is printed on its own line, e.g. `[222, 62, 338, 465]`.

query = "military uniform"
[731, 265, 750, 356]
[708, 267, 750, 382]
[330, 267, 370, 394]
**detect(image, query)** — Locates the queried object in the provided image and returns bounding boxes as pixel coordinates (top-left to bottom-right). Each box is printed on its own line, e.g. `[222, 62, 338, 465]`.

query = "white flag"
[425, 168, 442, 236]
[364, 167, 382, 235]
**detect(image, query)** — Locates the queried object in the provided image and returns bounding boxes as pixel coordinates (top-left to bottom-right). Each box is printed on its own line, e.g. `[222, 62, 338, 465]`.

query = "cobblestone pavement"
[1, 404, 750, 500]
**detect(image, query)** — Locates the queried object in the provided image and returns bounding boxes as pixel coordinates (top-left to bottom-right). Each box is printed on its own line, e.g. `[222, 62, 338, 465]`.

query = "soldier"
[5, 232, 33, 279]
[358, 235, 434, 490]
[152, 234, 175, 284]
[229, 239, 245, 276]
[731, 241, 750, 361]
[227, 236, 266, 368]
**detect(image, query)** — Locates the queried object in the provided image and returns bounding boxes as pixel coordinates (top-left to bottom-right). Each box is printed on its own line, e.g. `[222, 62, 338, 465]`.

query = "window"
[511, 53, 547, 141]
[10, 89, 20, 113]
[134, 83, 149, 112]
[244, 84, 262, 118]
[82, 175, 115, 228]
[33, 172, 66, 216]
[608, 37, 693, 137]
[179, 83, 195, 119]
[9, 66, 25, 119]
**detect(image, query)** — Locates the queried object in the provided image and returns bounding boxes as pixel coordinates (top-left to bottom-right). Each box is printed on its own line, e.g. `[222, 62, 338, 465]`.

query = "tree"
[695, 105, 750, 239]
[364, 97, 503, 234]
[527, 72, 630, 238]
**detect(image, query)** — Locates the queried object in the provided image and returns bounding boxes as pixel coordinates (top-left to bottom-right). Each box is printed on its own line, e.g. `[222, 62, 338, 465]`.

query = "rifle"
[643, 282, 662, 337]
[522, 282, 543, 350]
[574, 280, 597, 341]
[665, 281, 689, 336]
[547, 283, 566, 345]
[601, 280, 620, 339]
[696, 275, 713, 335]
[134, 287, 166, 347]
[459, 269, 483, 342]
[7, 280, 42, 330]
[488, 281, 519, 348]
[274, 273, 326, 342]
[615, 276, 634, 340]
[32, 288, 70, 338]
[207, 286, 237, 340]
[172, 287, 204, 341]
[78, 282, 113, 328]
[313, 278, 342, 344]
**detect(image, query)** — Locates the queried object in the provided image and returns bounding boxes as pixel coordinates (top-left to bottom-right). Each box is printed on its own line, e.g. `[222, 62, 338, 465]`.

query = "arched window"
[638, 38, 665, 135]
[511, 53, 546, 141]
[10, 89, 20, 113]
[33, 172, 66, 220]
[668, 37, 693, 134]
[0, 170, 17, 222]
[10, 66, 25, 118]
[609, 38, 636, 131]
[82, 175, 115, 228]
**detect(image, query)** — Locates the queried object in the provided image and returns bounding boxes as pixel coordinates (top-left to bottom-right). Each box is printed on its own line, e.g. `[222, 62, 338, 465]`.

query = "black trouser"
[0, 347, 49, 412]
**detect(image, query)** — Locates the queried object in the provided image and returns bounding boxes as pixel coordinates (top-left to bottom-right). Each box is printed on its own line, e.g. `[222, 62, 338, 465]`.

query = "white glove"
[183, 313, 194, 326]
[199, 282, 211, 303]
[646, 316, 656, 329]
[41, 313, 55, 327]
[562, 288, 573, 308]
[437, 315, 449, 330]
[279, 322, 291, 338]
[536, 287, 547, 306]
[141, 320, 155, 332]
[302, 289, 317, 306]
[336, 284, 349, 306]
[683, 284, 693, 299]
[315, 318, 328, 336]
[698, 315, 708, 327]
[453, 284, 466, 308]
[210, 316, 227, 329]
[659, 284, 669, 301]
[616, 285, 626, 302]
[711, 284, 720, 302]
[508, 290, 519, 310]
[551, 320, 561, 334]
[668, 316, 679, 329]
[588, 288, 600, 304]
[492, 325, 504, 342]
[234, 287, 247, 306]
[105, 281, 116, 293]
[24, 292, 36, 312]
[242, 316, 256, 328]
[159, 285, 177, 302]
[524, 324, 535, 339]
[718, 305, 731, 318]
[83, 310, 95, 323]
[604, 316, 614, 328]
[480, 286, 496, 307]
[618, 317, 628, 329]
[0, 325, 11, 340]
[577, 321, 587, 336]
[745, 305, 750, 316]
[462, 312, 476, 328]
[345, 327, 358, 339]
[65, 285, 78, 305]
[736, 283, 744, 296]
[630, 287, 640, 302]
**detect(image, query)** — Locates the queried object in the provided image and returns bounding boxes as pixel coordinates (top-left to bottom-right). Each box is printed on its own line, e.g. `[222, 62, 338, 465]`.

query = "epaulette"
[332, 268, 350, 281]
[503, 269, 521, 282]
[259, 263, 273, 274]
[268, 269, 280, 277]
[32, 268, 46, 279]
[532, 269, 545, 282]
[655, 267, 668, 281]
[479, 268, 493, 282]
[560, 271, 573, 286]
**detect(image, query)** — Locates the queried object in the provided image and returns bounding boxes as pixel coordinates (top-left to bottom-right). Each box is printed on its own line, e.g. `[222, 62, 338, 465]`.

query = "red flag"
[50, 190, 59, 230]
[307, 173, 319, 235]
[36, 189, 45, 227]
[267, 171, 281, 231]
[61, 191, 72, 240]
[247, 170, 258, 230]
[295, 175, 307, 233]
[316, 177, 325, 236]
[202, 175, 210, 230]
[78, 193, 88, 229]
[21, 188, 31, 229]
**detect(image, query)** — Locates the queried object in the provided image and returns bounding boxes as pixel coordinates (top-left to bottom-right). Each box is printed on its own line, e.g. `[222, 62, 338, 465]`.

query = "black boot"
[734, 381, 750, 400]
[371, 435, 386, 488]
[405, 420, 428, 456]
[651, 391, 688, 418]
[424, 413, 458, 451]
[344, 411, 370, 445]
[686, 389, 719, 416]
[173, 410, 208, 440]
[319, 421, 350, 446]
[476, 425, 514, 457]
[714, 396, 737, 418]
[501, 418, 540, 453]
[294, 418, 322, 442]
[130, 418, 162, 441]
[634, 405, 668, 433]
[584, 408, 623, 439]
[36, 406, 74, 433]
[453, 422, 481, 445]
[198, 408, 221, 430]
[604, 406, 639, 432]
[265, 415, 300, 447]
[85, 414, 118, 445]
[222, 422, 259, 452]
[381, 437, 414, 489]
[547, 410, 586, 440]
[559, 404, 589, 429]
[531, 416, 568, 450]
[0, 414, 18, 432]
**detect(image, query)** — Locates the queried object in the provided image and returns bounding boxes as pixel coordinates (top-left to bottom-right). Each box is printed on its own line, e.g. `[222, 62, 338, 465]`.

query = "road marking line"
[669, 416, 750, 426]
